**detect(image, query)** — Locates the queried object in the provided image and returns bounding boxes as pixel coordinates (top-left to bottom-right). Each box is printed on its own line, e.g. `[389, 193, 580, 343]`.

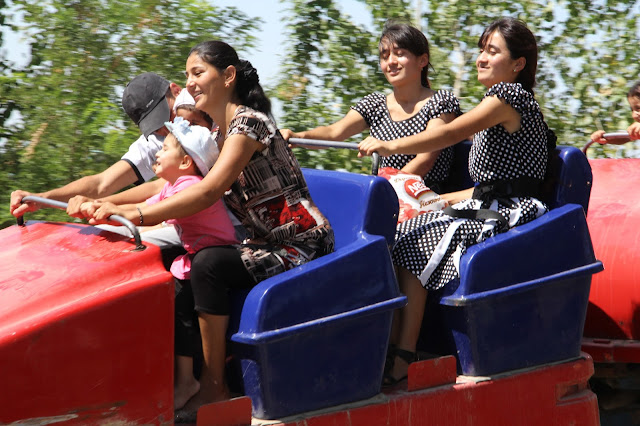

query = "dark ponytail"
[189, 41, 272, 115]
[235, 59, 271, 114]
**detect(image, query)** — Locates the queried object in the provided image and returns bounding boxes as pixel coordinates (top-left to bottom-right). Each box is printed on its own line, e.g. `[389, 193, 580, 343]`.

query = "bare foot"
[174, 379, 200, 410]
[388, 355, 410, 383]
[181, 385, 230, 412]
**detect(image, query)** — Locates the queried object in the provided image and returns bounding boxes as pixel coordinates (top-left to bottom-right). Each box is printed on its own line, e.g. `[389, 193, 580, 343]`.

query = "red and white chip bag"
[378, 167, 448, 223]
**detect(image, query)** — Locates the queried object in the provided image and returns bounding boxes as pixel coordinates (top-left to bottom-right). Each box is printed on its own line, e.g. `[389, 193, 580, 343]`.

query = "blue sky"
[212, 0, 288, 85]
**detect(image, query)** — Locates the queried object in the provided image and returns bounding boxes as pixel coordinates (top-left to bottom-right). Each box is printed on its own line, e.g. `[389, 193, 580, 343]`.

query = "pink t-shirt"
[146, 175, 238, 279]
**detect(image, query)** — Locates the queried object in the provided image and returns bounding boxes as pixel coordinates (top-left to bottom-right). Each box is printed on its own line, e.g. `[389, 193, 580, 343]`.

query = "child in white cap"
[173, 88, 215, 130]
[88, 116, 237, 409]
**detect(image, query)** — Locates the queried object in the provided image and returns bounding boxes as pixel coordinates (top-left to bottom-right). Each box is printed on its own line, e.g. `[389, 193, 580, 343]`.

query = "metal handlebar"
[289, 138, 380, 176]
[603, 131, 630, 141]
[17, 195, 145, 251]
[581, 140, 595, 154]
[583, 131, 632, 154]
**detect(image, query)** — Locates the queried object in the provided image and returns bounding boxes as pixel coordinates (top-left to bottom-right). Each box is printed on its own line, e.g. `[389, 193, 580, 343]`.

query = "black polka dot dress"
[392, 82, 550, 290]
[352, 90, 461, 191]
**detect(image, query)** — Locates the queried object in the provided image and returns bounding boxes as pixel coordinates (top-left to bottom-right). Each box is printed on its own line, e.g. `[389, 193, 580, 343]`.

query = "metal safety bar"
[603, 131, 631, 140]
[582, 131, 631, 154]
[17, 195, 145, 251]
[289, 138, 380, 176]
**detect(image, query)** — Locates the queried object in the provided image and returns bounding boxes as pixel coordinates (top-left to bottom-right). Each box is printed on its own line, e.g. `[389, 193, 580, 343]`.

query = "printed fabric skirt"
[392, 196, 548, 290]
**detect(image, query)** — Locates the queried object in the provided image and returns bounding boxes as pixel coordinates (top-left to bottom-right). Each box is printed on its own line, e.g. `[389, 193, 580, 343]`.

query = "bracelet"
[136, 207, 144, 225]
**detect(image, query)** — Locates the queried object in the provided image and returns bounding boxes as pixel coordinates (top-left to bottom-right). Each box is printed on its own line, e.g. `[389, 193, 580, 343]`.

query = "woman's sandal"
[382, 346, 417, 387]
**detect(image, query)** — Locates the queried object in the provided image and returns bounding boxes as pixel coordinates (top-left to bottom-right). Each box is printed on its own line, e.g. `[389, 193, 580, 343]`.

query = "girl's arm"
[359, 96, 519, 157]
[67, 178, 166, 220]
[90, 133, 262, 226]
[100, 178, 166, 204]
[440, 187, 474, 205]
[399, 112, 460, 176]
[281, 110, 368, 145]
[401, 152, 439, 176]
[89, 201, 144, 223]
[627, 122, 640, 141]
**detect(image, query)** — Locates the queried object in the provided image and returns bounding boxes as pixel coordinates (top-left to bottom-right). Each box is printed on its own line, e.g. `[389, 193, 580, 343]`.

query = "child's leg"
[174, 278, 201, 409]
[174, 355, 200, 410]
[182, 313, 231, 410]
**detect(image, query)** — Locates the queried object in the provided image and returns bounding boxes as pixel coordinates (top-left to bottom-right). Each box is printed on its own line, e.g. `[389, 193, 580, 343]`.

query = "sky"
[212, 0, 288, 86]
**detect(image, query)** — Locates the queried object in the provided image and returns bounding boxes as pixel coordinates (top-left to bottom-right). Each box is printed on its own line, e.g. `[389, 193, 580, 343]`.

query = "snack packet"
[378, 167, 448, 223]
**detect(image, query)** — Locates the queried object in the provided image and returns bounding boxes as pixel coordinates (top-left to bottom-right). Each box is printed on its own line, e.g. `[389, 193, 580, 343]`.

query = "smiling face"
[154, 134, 189, 183]
[379, 38, 428, 87]
[185, 53, 228, 116]
[476, 30, 523, 89]
[629, 95, 640, 123]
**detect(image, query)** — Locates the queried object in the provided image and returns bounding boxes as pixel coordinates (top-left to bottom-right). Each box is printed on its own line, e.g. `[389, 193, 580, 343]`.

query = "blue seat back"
[443, 140, 592, 212]
[541, 146, 592, 212]
[441, 140, 474, 193]
[303, 168, 398, 249]
[228, 169, 399, 334]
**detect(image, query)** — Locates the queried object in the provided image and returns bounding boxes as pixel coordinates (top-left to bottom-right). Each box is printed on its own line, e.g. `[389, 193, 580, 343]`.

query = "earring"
[513, 68, 517, 72]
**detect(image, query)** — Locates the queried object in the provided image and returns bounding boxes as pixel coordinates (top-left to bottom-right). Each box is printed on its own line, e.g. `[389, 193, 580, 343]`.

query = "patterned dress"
[222, 106, 335, 283]
[393, 82, 550, 290]
[352, 90, 462, 192]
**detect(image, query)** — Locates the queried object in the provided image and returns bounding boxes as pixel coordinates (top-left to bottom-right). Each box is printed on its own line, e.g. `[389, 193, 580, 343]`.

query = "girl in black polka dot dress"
[359, 17, 555, 385]
[281, 21, 461, 192]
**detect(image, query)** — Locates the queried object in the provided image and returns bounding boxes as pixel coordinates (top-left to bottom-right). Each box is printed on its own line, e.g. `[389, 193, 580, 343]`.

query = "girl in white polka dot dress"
[359, 17, 556, 385]
[281, 21, 461, 192]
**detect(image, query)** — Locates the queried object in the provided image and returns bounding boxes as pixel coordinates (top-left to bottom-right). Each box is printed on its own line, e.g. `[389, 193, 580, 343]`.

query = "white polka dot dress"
[393, 82, 550, 290]
[352, 90, 461, 192]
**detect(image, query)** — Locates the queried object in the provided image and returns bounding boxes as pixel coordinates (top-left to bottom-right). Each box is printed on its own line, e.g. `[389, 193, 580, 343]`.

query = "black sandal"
[382, 347, 417, 387]
[174, 410, 197, 424]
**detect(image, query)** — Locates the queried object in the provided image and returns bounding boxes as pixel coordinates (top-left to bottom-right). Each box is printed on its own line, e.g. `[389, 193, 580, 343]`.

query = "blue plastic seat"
[420, 142, 603, 375]
[229, 169, 406, 419]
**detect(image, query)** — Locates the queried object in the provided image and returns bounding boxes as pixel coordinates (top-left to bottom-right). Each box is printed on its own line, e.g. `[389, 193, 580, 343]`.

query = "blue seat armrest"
[452, 204, 597, 296]
[442, 261, 603, 306]
[234, 234, 400, 334]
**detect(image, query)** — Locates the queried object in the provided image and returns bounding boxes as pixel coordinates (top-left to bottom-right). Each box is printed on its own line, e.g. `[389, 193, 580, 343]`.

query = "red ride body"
[584, 159, 640, 361]
[0, 221, 174, 425]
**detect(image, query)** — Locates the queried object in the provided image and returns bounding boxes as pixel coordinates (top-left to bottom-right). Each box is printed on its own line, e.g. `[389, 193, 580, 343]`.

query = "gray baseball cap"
[122, 72, 171, 138]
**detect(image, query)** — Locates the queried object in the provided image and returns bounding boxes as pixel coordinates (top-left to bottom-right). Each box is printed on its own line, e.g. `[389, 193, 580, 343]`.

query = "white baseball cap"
[173, 88, 196, 112]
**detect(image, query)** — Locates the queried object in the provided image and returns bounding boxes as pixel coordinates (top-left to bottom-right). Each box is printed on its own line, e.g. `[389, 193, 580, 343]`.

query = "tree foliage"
[2, 0, 640, 229]
[272, 0, 640, 171]
[0, 0, 259, 227]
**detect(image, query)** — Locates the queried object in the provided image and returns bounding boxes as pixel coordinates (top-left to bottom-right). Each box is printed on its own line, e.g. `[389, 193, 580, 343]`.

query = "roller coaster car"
[224, 141, 602, 419]
[0, 140, 602, 425]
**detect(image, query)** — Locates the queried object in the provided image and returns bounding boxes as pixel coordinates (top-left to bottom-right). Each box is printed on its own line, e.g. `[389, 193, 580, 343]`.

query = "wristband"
[136, 207, 144, 225]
